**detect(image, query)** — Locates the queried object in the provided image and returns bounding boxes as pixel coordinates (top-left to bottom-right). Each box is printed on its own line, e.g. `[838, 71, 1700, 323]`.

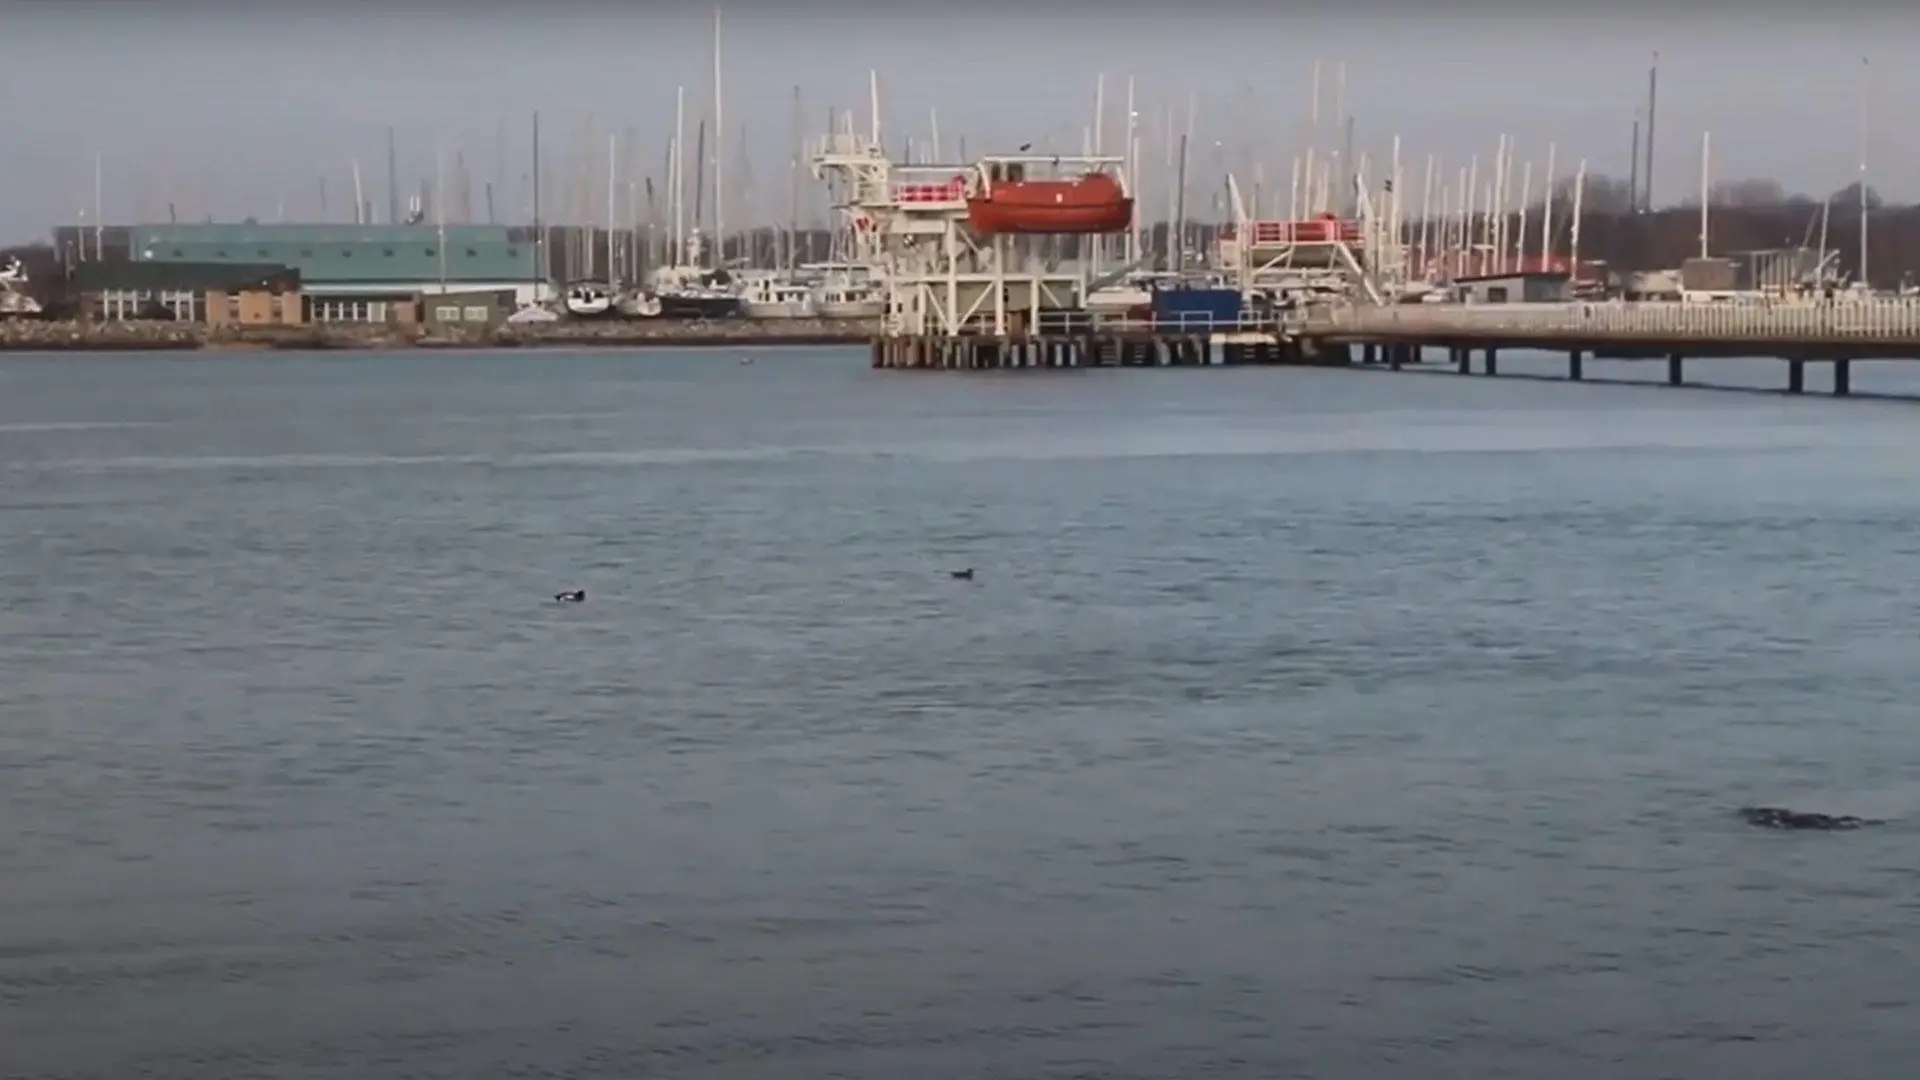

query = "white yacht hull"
[813, 298, 884, 319]
[739, 298, 817, 319]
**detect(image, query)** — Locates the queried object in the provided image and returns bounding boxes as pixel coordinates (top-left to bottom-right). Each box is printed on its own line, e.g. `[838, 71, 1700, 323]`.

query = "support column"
[1568, 349, 1583, 381]
[1787, 359, 1804, 394]
[1387, 344, 1403, 370]
[1455, 346, 1469, 374]
[1483, 347, 1498, 376]
[1834, 358, 1852, 397]
[1667, 353, 1683, 386]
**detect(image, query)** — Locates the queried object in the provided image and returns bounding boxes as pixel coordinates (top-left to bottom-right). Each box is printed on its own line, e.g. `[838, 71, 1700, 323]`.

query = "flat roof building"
[71, 261, 304, 325]
[1455, 271, 1573, 305]
[128, 223, 543, 304]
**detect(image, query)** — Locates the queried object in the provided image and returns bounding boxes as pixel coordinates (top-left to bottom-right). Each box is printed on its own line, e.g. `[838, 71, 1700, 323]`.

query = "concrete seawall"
[0, 318, 880, 353]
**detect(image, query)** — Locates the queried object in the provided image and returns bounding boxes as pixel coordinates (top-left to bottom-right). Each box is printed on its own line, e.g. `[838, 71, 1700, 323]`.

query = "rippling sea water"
[5, 348, 1920, 1079]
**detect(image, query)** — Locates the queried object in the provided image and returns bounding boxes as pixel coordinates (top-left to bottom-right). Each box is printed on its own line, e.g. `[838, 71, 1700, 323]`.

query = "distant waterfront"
[0, 316, 878, 352]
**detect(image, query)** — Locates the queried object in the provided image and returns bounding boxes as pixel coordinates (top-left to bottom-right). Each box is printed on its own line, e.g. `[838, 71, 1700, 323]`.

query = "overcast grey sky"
[2, 5, 1912, 242]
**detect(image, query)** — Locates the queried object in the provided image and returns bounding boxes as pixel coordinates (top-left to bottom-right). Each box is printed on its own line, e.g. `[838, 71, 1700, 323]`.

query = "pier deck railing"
[1025, 311, 1295, 336]
[1311, 299, 1920, 342]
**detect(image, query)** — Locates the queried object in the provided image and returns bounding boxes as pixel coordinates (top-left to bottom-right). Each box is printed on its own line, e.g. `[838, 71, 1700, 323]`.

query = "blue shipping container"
[1151, 287, 1242, 329]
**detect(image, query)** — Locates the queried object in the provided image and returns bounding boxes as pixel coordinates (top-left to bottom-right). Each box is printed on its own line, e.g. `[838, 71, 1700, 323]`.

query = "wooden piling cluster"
[870, 333, 1352, 371]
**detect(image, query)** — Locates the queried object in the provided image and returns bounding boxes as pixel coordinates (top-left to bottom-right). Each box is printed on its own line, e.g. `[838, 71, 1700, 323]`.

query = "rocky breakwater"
[426, 317, 881, 349]
[0, 316, 884, 352]
[0, 319, 203, 351]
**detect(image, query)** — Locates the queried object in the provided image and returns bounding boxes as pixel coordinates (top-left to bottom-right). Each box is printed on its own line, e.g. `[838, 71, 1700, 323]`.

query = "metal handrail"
[1028, 310, 1292, 335]
[1314, 299, 1920, 340]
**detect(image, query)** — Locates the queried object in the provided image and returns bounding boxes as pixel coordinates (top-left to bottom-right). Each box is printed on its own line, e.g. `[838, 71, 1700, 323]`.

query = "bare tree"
[1707, 178, 1790, 207]
[1827, 181, 1885, 211]
[1553, 174, 1635, 215]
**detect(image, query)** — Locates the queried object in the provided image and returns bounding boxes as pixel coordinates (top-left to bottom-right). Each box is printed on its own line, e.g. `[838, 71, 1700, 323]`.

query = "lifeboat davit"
[966, 172, 1133, 236]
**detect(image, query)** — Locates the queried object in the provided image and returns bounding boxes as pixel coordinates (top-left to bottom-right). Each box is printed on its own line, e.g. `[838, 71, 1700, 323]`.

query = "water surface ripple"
[3, 349, 1919, 1079]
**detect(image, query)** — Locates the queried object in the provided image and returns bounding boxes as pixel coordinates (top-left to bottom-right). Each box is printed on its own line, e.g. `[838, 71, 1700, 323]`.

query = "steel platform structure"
[812, 129, 1127, 337]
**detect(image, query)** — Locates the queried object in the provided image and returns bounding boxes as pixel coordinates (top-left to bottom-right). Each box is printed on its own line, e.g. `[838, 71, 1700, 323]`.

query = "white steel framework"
[812, 127, 1129, 336]
[1215, 174, 1405, 306]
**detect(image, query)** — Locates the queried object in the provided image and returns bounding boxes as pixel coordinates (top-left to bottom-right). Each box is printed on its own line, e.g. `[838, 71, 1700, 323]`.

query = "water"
[4, 348, 1920, 1079]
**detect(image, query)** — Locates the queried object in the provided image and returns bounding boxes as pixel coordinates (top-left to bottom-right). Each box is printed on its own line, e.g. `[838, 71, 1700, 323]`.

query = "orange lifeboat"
[966, 171, 1133, 236]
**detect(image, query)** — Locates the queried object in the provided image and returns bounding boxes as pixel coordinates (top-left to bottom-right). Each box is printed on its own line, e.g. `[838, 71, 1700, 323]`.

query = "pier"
[867, 313, 1352, 370]
[1314, 300, 1920, 396]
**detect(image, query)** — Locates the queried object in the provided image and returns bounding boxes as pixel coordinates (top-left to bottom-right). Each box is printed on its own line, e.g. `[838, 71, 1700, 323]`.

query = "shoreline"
[0, 317, 880, 353]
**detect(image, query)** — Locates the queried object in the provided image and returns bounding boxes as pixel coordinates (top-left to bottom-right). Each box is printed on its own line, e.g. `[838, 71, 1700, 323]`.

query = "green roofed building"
[128, 223, 546, 323]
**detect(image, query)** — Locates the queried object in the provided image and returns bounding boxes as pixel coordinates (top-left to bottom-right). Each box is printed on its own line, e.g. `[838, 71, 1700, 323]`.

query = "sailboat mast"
[1123, 74, 1137, 265]
[672, 86, 685, 268]
[711, 7, 724, 270]
[607, 131, 617, 285]
[787, 84, 802, 273]
[386, 126, 399, 225]
[1859, 55, 1870, 287]
[92, 151, 103, 255]
[532, 111, 544, 298]
[435, 144, 448, 294]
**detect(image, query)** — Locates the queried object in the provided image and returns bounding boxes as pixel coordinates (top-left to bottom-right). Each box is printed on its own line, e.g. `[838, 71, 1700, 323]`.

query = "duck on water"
[1738, 806, 1880, 831]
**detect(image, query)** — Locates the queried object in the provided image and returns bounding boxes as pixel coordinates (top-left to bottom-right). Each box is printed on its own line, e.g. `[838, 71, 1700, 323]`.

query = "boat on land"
[737, 274, 816, 319]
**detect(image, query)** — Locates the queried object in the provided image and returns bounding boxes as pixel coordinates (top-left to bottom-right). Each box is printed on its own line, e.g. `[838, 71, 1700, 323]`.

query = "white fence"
[1313, 299, 1920, 341]
[1027, 310, 1291, 336]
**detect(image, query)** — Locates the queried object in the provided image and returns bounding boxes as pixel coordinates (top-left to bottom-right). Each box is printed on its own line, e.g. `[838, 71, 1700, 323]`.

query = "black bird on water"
[1738, 806, 1878, 831]
[950, 568, 975, 581]
[554, 589, 587, 603]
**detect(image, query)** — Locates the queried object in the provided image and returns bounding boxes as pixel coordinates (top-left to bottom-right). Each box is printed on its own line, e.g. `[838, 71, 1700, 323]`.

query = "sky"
[1, 4, 1913, 244]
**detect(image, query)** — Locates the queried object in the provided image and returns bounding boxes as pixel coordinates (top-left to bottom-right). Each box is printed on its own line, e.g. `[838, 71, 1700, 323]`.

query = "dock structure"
[812, 132, 1097, 340]
[1309, 300, 1920, 396]
[865, 312, 1350, 370]
[810, 124, 1322, 371]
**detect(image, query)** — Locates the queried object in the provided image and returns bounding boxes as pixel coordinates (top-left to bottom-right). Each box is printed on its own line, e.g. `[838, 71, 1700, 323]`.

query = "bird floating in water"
[553, 589, 586, 603]
[1738, 805, 1877, 831]
[949, 568, 975, 581]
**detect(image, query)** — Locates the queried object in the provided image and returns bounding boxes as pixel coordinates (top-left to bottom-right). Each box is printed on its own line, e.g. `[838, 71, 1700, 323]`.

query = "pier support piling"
[1834, 359, 1852, 397]
[1483, 348, 1498, 376]
[1568, 349, 1584, 381]
[1667, 353, 1684, 386]
[1787, 360, 1805, 394]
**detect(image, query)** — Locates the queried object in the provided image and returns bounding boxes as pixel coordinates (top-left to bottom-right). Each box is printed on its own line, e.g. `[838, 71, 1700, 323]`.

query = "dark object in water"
[1738, 806, 1878, 831]
[554, 589, 586, 603]
[949, 568, 974, 581]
